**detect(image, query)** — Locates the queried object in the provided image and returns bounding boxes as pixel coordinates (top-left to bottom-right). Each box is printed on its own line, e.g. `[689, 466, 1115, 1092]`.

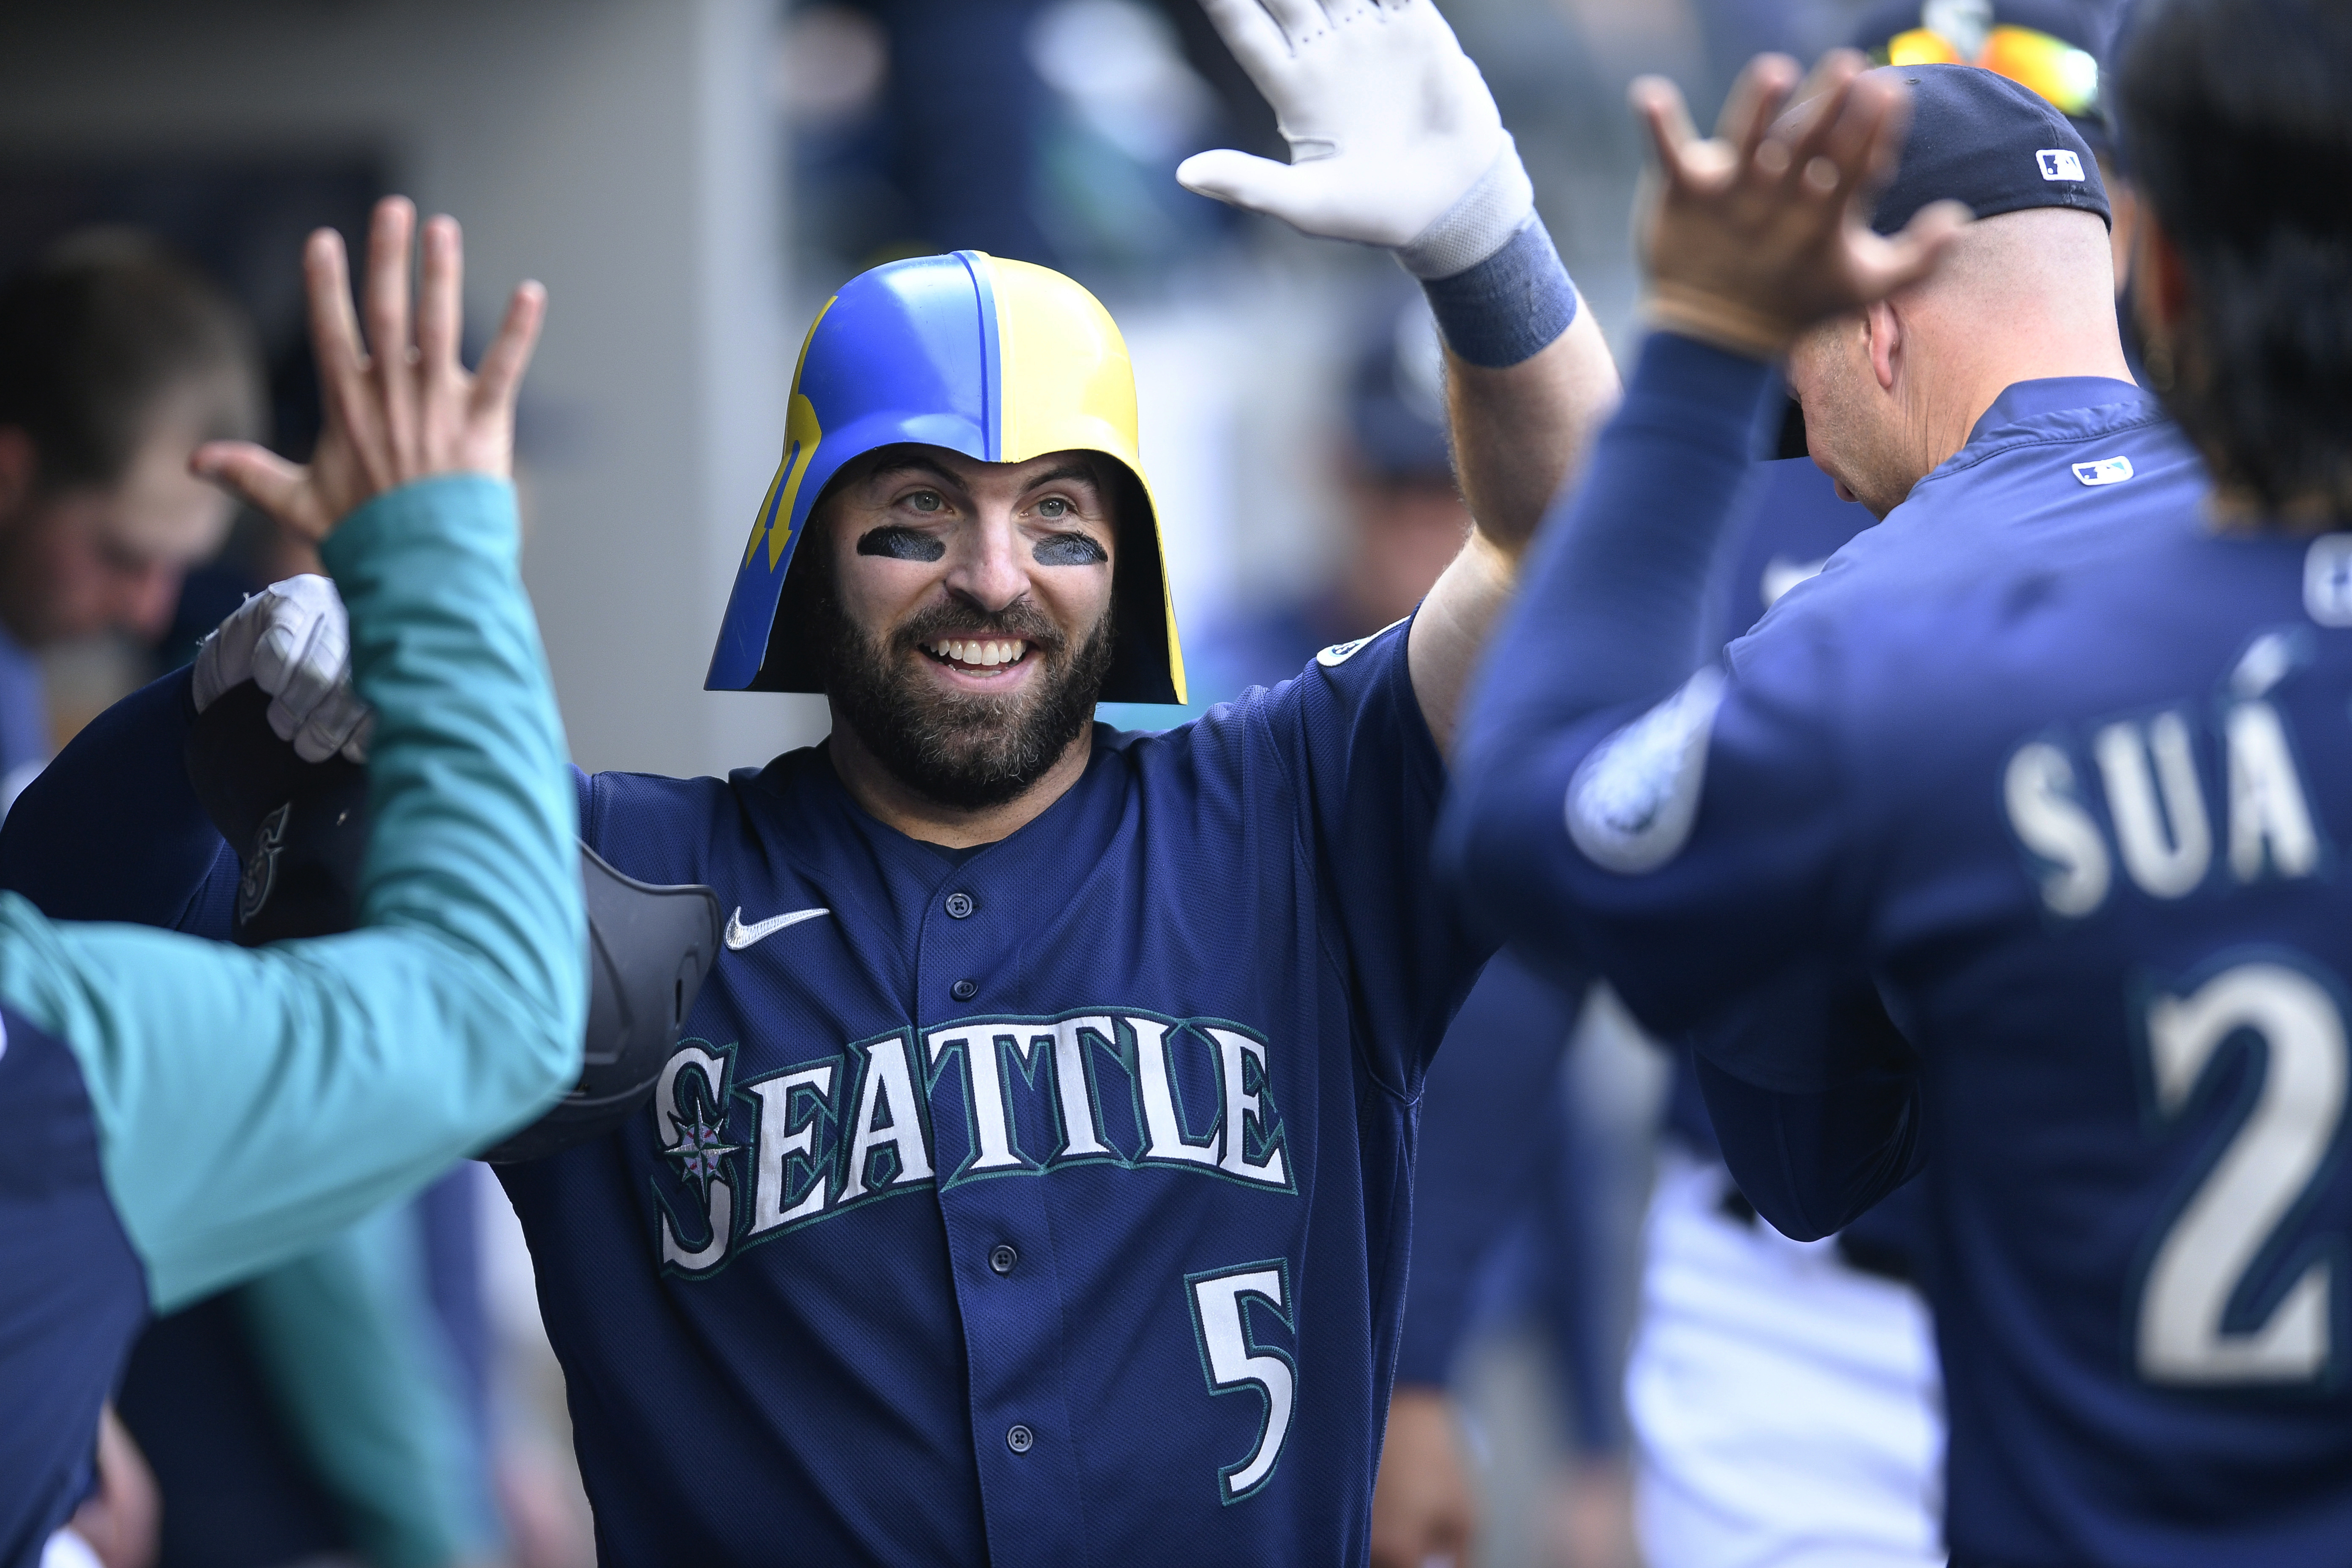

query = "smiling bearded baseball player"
[8, 3, 1621, 1561]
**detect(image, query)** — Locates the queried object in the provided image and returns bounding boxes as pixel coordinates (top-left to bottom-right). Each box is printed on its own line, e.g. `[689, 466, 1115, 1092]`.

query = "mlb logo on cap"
[2037, 148, 2085, 180]
[2072, 455, 2133, 485]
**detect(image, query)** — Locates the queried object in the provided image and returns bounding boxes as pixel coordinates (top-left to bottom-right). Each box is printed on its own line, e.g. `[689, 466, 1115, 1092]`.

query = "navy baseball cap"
[1865, 62, 2111, 235]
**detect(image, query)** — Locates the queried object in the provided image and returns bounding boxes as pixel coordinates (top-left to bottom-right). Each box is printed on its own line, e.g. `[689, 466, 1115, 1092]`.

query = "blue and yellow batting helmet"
[705, 251, 1187, 704]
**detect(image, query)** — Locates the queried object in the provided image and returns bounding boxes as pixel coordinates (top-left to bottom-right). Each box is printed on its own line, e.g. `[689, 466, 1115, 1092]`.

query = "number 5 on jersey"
[1188, 1262, 1297, 1503]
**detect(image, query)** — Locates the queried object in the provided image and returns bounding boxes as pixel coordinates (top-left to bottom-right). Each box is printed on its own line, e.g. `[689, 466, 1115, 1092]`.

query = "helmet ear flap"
[1100, 463, 1179, 705]
[751, 473, 847, 694]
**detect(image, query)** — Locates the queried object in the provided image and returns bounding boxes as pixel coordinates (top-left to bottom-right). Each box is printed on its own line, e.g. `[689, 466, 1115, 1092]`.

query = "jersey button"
[951, 978, 979, 1002]
[1006, 1424, 1034, 1455]
[945, 892, 976, 919]
[989, 1244, 1018, 1276]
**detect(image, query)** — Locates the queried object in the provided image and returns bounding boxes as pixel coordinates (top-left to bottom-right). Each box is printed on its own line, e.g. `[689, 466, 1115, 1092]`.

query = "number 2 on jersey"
[2137, 961, 2349, 1385]
[1187, 1262, 1296, 1503]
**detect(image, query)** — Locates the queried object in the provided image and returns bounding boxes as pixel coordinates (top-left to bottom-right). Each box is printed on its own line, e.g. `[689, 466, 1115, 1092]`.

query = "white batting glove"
[191, 575, 375, 764]
[1178, 0, 1534, 278]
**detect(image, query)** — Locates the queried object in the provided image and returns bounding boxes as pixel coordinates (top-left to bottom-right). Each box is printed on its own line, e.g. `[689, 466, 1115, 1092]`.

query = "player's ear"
[1865, 301, 1901, 394]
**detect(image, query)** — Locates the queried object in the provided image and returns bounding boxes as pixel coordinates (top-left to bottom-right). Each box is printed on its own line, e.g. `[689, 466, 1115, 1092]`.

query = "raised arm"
[1437, 57, 1962, 1236]
[1440, 54, 1963, 970]
[2, 198, 585, 1312]
[1177, 0, 1620, 749]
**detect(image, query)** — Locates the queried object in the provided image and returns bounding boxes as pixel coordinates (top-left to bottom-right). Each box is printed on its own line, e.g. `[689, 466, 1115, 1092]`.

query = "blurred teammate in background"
[0, 236, 261, 812]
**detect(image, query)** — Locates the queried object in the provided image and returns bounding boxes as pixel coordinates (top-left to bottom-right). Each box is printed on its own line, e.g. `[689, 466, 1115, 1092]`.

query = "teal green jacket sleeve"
[0, 473, 586, 1311]
[239, 1208, 500, 1568]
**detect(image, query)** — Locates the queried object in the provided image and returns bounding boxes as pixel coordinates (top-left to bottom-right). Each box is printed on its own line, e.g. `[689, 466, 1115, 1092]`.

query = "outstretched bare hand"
[191, 196, 545, 538]
[1632, 51, 1968, 357]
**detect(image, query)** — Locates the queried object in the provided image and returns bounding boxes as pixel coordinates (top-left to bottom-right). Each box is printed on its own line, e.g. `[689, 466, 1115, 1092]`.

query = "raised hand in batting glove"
[192, 575, 373, 763]
[1178, 0, 1532, 280]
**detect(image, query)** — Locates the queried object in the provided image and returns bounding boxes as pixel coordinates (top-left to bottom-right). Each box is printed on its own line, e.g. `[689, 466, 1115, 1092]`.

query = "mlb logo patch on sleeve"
[1317, 613, 1410, 667]
[2037, 149, 2085, 181]
[2073, 455, 2134, 486]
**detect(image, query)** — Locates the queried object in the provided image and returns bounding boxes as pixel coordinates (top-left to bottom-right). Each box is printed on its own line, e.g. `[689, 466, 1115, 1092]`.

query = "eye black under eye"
[857, 527, 947, 562]
[1033, 533, 1108, 566]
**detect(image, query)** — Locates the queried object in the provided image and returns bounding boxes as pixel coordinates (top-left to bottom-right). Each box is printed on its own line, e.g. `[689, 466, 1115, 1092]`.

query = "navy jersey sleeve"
[1446, 334, 1865, 1032]
[1224, 614, 1492, 1095]
[1692, 968, 1926, 1240]
[1443, 332, 1921, 1236]
[0, 667, 239, 934]
[1394, 953, 1582, 1384]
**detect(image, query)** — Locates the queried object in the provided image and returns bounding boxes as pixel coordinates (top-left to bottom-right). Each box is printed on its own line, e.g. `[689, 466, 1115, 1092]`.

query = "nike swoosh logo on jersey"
[724, 906, 832, 950]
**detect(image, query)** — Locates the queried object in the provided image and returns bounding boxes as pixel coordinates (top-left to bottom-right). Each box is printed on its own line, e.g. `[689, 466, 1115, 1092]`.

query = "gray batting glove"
[1177, 0, 1534, 279]
[191, 575, 375, 764]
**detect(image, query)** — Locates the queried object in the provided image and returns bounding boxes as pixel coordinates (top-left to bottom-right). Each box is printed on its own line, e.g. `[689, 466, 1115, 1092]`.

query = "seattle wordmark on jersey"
[498, 617, 1485, 1567]
[1452, 340, 2352, 1566]
[650, 1005, 1293, 1278]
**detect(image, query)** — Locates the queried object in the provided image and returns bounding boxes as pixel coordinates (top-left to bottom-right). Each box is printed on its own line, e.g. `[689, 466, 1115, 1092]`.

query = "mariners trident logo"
[651, 1010, 1293, 1274]
[238, 803, 292, 925]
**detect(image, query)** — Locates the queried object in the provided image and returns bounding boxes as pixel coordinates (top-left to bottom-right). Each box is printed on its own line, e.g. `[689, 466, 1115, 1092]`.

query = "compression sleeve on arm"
[0, 473, 586, 1310]
[1438, 332, 1772, 972]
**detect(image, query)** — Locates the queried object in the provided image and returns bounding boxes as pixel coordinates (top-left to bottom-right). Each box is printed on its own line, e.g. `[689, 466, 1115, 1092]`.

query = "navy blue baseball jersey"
[505, 615, 1481, 1564]
[1449, 331, 2352, 1563]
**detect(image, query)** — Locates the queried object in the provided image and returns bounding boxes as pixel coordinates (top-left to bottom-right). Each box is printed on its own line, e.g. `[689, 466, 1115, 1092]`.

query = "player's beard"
[818, 583, 1115, 811]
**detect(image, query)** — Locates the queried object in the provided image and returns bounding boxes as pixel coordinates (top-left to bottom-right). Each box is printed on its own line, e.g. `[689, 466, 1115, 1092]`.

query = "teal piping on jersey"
[239, 1208, 501, 1568]
[0, 473, 585, 1311]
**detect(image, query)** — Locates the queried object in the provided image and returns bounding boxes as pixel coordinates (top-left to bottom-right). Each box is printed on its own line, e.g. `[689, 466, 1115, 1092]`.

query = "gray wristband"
[1419, 219, 1580, 369]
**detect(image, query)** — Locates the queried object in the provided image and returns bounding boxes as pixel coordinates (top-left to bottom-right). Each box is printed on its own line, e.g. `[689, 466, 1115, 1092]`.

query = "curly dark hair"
[2115, 0, 2352, 522]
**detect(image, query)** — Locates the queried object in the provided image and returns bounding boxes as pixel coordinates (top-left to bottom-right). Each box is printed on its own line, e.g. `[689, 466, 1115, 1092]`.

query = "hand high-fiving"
[191, 196, 545, 537]
[1177, 0, 1521, 268]
[1633, 52, 1969, 357]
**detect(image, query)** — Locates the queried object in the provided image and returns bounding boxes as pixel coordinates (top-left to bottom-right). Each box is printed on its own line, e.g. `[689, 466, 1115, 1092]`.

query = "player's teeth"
[926, 638, 1029, 667]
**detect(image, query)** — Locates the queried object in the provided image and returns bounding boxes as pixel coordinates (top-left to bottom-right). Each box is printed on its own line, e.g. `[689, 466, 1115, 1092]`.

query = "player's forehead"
[847, 444, 1113, 499]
